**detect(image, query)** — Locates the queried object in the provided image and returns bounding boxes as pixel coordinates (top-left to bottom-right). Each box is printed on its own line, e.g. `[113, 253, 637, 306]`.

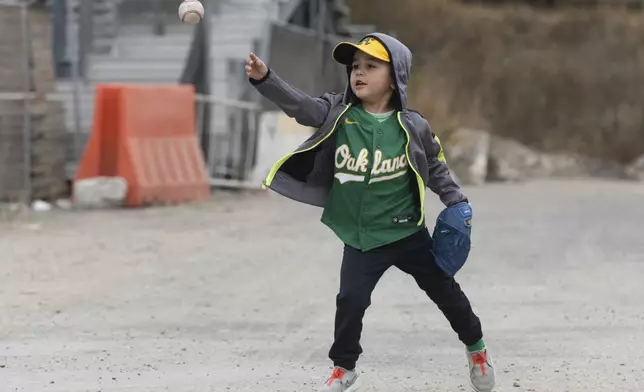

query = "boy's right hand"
[245, 53, 268, 81]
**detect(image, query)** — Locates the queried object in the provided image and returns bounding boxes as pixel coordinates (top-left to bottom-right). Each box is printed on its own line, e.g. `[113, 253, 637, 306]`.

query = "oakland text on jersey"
[334, 143, 409, 185]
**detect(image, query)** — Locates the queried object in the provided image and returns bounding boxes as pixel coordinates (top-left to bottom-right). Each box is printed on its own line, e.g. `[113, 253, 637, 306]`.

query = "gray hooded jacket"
[250, 33, 466, 226]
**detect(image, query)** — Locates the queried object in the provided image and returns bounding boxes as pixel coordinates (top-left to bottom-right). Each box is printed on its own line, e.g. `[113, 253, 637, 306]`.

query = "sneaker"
[319, 366, 361, 392]
[467, 348, 496, 392]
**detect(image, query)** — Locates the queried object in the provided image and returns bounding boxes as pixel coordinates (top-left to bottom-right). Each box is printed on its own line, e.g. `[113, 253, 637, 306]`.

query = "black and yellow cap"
[332, 36, 390, 65]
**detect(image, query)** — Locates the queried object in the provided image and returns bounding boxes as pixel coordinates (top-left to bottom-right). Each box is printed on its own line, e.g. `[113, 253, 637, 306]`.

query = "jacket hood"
[341, 32, 412, 109]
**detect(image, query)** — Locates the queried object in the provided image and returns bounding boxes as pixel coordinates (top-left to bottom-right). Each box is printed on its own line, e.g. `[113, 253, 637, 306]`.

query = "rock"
[441, 128, 490, 185]
[625, 154, 644, 181]
[443, 130, 628, 184]
[30, 199, 52, 212]
[542, 154, 627, 179]
[488, 135, 626, 181]
[73, 177, 128, 209]
[487, 136, 548, 182]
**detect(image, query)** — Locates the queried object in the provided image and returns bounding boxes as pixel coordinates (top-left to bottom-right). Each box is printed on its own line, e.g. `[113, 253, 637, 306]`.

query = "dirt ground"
[1, 179, 643, 392]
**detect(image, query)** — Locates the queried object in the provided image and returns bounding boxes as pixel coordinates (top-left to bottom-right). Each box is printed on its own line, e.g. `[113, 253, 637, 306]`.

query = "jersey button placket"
[358, 126, 377, 246]
[373, 125, 384, 227]
[370, 125, 382, 189]
[362, 125, 381, 240]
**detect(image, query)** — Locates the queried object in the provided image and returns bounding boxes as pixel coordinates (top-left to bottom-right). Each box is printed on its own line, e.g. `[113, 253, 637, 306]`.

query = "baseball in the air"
[178, 0, 204, 25]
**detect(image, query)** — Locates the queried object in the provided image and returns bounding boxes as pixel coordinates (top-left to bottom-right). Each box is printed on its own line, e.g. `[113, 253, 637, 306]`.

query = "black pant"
[328, 228, 483, 370]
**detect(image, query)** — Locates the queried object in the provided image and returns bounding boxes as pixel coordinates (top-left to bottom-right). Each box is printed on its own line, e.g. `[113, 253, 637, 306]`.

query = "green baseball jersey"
[321, 105, 422, 251]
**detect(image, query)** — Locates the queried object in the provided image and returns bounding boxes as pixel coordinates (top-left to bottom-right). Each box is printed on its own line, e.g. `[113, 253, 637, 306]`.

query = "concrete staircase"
[90, 23, 194, 83]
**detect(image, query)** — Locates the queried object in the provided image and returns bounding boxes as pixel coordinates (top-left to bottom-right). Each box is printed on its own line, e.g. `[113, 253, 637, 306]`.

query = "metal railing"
[47, 89, 264, 188]
[195, 94, 263, 189]
[1, 88, 265, 203]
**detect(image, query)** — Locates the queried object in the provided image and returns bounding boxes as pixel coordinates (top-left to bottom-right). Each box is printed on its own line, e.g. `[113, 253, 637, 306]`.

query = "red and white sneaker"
[319, 366, 361, 392]
[467, 348, 496, 391]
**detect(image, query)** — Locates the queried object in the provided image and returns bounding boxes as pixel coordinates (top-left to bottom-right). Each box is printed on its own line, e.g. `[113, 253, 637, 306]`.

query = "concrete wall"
[29, 6, 68, 200]
[0, 4, 68, 202]
[0, 5, 29, 201]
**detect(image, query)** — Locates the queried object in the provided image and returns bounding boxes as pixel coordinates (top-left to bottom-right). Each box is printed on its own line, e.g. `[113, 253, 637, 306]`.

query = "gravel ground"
[1, 179, 643, 392]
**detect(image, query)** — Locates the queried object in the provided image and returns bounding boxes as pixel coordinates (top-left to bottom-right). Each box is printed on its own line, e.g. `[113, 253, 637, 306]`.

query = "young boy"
[246, 33, 496, 392]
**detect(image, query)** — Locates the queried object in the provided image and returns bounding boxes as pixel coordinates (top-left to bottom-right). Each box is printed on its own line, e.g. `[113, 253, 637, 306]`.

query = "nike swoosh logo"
[345, 119, 359, 125]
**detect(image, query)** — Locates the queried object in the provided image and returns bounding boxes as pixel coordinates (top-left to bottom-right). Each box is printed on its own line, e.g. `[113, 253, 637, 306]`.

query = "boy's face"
[350, 50, 394, 104]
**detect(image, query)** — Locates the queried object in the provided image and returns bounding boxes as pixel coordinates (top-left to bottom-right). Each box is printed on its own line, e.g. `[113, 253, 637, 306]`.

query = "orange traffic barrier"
[74, 84, 210, 207]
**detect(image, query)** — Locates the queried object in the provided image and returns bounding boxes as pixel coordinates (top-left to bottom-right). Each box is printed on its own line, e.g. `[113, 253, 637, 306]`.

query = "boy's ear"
[390, 83, 396, 90]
